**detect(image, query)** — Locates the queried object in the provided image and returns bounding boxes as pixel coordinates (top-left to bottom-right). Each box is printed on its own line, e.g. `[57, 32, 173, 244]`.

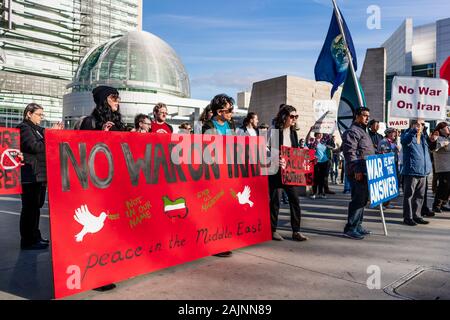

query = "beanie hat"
[92, 86, 119, 106]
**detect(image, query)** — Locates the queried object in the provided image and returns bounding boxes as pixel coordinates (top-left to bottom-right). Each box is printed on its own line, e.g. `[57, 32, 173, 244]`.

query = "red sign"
[0, 127, 21, 194]
[45, 130, 271, 298]
[280, 146, 315, 186]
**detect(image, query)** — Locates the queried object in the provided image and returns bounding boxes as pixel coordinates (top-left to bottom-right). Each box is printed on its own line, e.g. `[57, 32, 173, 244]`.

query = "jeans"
[344, 177, 369, 233]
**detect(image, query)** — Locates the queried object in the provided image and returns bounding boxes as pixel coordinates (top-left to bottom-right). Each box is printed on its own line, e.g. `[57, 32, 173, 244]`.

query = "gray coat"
[342, 122, 376, 178]
[430, 136, 450, 173]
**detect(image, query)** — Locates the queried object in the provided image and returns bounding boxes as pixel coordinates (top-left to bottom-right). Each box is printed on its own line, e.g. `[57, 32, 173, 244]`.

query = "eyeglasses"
[289, 115, 299, 119]
[33, 113, 45, 118]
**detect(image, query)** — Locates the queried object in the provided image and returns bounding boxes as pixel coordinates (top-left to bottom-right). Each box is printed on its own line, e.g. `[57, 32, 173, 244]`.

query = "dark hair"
[435, 121, 448, 135]
[91, 97, 125, 130]
[23, 103, 43, 121]
[210, 94, 235, 116]
[258, 123, 269, 129]
[179, 122, 191, 130]
[198, 104, 212, 123]
[273, 105, 297, 129]
[243, 112, 257, 127]
[134, 113, 149, 129]
[355, 107, 370, 116]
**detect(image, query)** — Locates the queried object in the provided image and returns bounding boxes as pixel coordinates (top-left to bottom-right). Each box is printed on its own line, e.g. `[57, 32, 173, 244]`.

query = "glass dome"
[70, 31, 190, 98]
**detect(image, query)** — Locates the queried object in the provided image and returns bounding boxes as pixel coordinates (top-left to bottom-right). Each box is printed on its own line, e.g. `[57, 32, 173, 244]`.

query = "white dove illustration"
[237, 186, 254, 207]
[73, 205, 107, 242]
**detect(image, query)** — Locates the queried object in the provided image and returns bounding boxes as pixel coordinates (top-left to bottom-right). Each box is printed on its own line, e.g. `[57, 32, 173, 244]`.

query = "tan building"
[248, 75, 342, 139]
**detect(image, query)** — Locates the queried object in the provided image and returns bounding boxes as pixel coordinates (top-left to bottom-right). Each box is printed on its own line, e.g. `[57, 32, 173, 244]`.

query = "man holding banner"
[400, 119, 431, 226]
[341, 107, 375, 240]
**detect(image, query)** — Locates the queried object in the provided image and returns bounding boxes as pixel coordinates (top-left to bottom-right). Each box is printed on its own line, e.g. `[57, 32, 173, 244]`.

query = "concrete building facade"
[248, 75, 341, 139]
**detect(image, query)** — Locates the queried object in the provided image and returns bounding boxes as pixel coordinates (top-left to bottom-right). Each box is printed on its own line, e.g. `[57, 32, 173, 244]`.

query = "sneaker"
[343, 231, 364, 240]
[292, 232, 308, 241]
[433, 207, 442, 213]
[319, 194, 327, 199]
[403, 219, 417, 226]
[272, 232, 284, 241]
[310, 195, 316, 199]
[413, 217, 429, 225]
[357, 227, 372, 235]
[213, 251, 233, 257]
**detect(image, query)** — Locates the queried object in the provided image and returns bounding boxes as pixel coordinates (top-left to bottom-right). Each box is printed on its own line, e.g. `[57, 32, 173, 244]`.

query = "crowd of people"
[16, 85, 450, 252]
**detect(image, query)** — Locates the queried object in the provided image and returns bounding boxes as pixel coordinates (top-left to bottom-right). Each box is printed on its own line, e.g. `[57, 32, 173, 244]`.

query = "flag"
[163, 196, 188, 219]
[439, 56, 450, 95]
[314, 9, 358, 98]
[337, 72, 366, 134]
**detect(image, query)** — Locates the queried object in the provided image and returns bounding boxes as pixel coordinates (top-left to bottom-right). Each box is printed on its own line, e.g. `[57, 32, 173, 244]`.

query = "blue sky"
[143, 0, 450, 101]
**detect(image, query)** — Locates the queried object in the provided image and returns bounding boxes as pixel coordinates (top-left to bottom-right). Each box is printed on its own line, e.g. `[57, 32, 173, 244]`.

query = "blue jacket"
[400, 128, 432, 176]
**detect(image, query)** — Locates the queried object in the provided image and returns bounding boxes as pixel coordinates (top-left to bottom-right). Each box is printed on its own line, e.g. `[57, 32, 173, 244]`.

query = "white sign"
[312, 100, 337, 134]
[390, 76, 448, 120]
[387, 101, 409, 129]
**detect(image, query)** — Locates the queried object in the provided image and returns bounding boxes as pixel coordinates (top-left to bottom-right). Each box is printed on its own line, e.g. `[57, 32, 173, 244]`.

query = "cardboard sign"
[390, 76, 448, 120]
[0, 127, 21, 194]
[280, 146, 315, 186]
[45, 130, 271, 298]
[312, 100, 337, 134]
[365, 153, 399, 208]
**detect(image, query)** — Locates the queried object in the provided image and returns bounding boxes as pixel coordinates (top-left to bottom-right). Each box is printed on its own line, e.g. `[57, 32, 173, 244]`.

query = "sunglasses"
[221, 107, 234, 114]
[289, 115, 299, 119]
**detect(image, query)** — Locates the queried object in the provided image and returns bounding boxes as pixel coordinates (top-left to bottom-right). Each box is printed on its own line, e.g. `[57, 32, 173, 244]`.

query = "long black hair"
[273, 105, 297, 130]
[91, 95, 125, 130]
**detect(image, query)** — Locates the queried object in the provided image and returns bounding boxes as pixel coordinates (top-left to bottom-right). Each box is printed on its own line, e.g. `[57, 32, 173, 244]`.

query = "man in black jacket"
[342, 107, 375, 240]
[368, 119, 383, 152]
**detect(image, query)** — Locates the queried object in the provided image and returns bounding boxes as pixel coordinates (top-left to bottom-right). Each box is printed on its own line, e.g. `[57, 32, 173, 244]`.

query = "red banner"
[45, 130, 271, 298]
[280, 146, 315, 186]
[0, 127, 22, 194]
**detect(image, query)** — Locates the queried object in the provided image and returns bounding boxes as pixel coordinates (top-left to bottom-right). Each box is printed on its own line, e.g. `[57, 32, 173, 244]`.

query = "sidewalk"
[1, 184, 450, 300]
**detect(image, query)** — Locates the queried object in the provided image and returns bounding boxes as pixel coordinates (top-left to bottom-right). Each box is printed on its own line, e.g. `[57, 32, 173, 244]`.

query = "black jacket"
[202, 119, 236, 135]
[80, 115, 125, 131]
[17, 120, 47, 183]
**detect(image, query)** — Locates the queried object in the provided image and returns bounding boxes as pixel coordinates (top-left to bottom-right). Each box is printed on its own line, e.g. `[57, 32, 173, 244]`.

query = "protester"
[80, 86, 125, 131]
[368, 119, 383, 152]
[328, 135, 340, 185]
[341, 107, 375, 240]
[80, 86, 126, 291]
[306, 128, 329, 199]
[377, 127, 399, 209]
[178, 122, 192, 134]
[202, 94, 236, 135]
[18, 103, 63, 250]
[150, 102, 173, 134]
[429, 122, 450, 213]
[268, 105, 308, 242]
[131, 113, 151, 133]
[194, 104, 212, 134]
[237, 112, 259, 136]
[202, 94, 236, 257]
[400, 119, 431, 226]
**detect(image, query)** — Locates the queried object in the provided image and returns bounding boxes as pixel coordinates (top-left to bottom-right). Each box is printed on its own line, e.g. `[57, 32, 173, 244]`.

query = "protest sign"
[390, 76, 448, 120]
[46, 130, 271, 298]
[365, 153, 399, 208]
[280, 146, 315, 186]
[387, 101, 409, 130]
[0, 127, 21, 194]
[312, 100, 337, 134]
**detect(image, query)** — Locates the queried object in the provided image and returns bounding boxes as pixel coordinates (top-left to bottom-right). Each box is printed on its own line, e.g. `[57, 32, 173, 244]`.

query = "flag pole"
[330, 0, 365, 108]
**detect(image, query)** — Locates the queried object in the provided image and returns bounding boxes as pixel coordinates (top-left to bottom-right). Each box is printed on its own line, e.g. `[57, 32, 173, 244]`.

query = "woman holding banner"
[80, 86, 126, 131]
[18, 103, 63, 250]
[268, 105, 308, 242]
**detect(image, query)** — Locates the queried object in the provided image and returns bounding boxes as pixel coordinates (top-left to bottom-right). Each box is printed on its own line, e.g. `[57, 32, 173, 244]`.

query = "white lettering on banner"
[366, 158, 383, 181]
[369, 177, 398, 204]
[390, 76, 448, 120]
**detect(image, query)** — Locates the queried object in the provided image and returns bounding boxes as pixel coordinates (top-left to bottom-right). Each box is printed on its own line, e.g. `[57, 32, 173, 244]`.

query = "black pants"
[20, 182, 46, 246]
[312, 162, 328, 195]
[269, 175, 301, 233]
[433, 172, 450, 208]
